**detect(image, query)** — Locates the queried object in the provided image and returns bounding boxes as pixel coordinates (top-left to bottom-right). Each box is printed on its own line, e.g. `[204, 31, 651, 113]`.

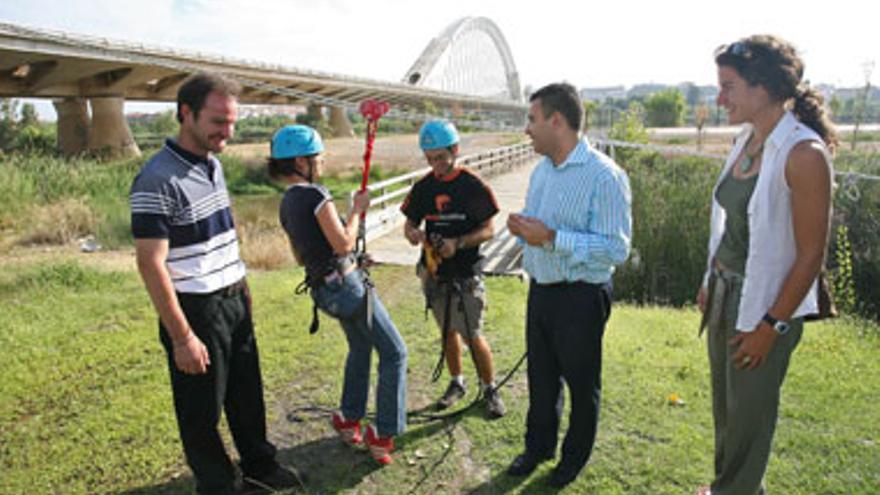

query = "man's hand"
[507, 213, 554, 247]
[730, 323, 778, 370]
[438, 237, 458, 259]
[173, 332, 211, 374]
[404, 221, 426, 246]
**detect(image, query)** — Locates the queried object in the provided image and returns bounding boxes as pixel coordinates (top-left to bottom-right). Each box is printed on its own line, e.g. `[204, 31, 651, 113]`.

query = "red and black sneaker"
[331, 411, 362, 446]
[364, 424, 394, 465]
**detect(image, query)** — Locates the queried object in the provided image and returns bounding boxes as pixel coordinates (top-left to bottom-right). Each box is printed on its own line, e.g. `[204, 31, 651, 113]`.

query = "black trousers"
[524, 280, 611, 471]
[160, 285, 278, 495]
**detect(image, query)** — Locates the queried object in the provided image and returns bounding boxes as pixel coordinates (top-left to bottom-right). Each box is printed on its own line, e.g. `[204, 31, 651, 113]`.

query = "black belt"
[531, 278, 602, 289]
[178, 278, 247, 299]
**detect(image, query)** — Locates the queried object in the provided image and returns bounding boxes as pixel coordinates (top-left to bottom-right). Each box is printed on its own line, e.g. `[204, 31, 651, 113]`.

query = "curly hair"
[716, 34, 838, 152]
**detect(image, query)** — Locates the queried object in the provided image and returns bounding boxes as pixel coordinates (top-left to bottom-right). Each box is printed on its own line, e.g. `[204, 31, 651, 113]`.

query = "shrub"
[612, 151, 719, 306]
[18, 197, 98, 245]
[237, 223, 295, 270]
[14, 124, 56, 155]
[830, 170, 880, 320]
[644, 89, 686, 127]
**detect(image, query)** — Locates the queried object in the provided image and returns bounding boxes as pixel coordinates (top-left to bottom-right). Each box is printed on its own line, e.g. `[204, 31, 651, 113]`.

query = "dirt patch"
[1, 243, 137, 274]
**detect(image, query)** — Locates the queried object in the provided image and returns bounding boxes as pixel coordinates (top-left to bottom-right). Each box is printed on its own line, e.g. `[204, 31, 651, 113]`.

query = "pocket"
[314, 271, 365, 320]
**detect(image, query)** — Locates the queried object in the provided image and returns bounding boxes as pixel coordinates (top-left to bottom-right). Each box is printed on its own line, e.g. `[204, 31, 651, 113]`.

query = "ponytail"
[793, 84, 839, 153]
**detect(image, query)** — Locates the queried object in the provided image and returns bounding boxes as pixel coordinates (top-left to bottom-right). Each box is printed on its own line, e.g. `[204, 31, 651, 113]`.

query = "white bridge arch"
[402, 16, 522, 103]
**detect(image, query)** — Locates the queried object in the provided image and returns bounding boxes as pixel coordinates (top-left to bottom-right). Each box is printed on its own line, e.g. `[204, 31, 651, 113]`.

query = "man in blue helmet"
[401, 119, 506, 419]
[130, 73, 300, 494]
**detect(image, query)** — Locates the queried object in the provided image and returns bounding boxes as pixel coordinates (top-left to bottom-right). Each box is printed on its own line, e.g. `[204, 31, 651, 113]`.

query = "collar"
[764, 110, 800, 152]
[165, 138, 211, 167]
[433, 167, 463, 182]
[552, 138, 591, 170]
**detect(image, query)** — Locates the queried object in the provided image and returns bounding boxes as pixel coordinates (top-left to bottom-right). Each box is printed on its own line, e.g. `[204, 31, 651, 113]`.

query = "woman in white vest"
[696, 35, 837, 495]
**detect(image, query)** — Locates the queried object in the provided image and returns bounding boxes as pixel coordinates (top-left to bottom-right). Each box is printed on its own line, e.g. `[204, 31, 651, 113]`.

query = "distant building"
[627, 83, 668, 99]
[580, 85, 627, 101]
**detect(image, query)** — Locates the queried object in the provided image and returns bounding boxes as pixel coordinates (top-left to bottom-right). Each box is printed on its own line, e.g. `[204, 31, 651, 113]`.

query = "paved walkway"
[366, 159, 539, 273]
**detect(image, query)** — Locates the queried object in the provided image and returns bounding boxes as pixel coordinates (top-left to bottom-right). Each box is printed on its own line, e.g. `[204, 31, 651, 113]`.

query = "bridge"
[0, 17, 526, 157]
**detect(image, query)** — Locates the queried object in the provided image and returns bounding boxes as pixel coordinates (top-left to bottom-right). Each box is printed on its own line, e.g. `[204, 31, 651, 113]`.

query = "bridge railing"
[353, 142, 537, 241]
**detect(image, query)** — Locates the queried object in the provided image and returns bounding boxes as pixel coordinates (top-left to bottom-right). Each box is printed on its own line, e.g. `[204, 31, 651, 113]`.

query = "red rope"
[358, 100, 389, 223]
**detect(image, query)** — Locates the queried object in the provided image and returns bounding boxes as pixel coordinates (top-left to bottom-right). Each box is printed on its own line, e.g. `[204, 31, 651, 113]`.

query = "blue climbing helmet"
[419, 120, 459, 151]
[271, 124, 324, 159]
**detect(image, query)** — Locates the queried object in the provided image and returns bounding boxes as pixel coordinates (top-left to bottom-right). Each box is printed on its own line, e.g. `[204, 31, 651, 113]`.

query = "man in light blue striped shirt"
[506, 83, 631, 488]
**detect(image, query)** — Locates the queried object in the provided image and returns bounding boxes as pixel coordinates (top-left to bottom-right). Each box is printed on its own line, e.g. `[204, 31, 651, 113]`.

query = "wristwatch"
[762, 312, 790, 335]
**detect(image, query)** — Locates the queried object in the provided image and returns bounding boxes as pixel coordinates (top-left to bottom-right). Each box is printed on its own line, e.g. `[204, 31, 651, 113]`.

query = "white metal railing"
[353, 142, 537, 240]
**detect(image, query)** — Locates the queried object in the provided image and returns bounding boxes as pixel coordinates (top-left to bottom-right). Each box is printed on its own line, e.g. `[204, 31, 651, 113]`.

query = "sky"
[2, 0, 878, 118]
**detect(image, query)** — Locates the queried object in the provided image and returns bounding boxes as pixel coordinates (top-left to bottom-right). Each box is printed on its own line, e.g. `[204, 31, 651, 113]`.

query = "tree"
[644, 89, 686, 127]
[0, 98, 21, 151]
[149, 109, 178, 135]
[607, 102, 648, 163]
[851, 60, 875, 150]
[683, 83, 701, 108]
[20, 103, 39, 126]
[828, 95, 843, 122]
[695, 104, 710, 150]
[582, 99, 597, 130]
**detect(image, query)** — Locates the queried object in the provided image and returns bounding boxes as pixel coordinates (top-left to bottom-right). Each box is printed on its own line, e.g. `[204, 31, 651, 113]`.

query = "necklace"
[740, 135, 764, 173]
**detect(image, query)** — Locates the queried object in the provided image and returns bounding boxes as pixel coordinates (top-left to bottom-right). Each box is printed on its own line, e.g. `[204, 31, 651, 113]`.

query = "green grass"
[1, 259, 877, 494]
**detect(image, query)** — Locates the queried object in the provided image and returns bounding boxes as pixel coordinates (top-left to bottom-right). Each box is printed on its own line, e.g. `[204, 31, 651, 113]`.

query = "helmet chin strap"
[293, 157, 314, 182]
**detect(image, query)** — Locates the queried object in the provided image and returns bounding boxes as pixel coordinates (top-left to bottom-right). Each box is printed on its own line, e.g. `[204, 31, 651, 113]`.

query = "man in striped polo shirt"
[131, 73, 298, 494]
[506, 83, 632, 488]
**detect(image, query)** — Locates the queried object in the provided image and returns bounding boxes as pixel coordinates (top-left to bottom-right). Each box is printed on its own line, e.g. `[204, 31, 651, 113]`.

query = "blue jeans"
[312, 269, 407, 437]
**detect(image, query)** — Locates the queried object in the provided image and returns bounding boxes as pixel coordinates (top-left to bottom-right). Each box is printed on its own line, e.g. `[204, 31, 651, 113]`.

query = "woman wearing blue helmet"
[268, 124, 407, 465]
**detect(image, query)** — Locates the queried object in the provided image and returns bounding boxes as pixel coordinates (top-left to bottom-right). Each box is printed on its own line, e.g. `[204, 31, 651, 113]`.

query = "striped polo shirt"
[520, 138, 632, 284]
[130, 139, 246, 294]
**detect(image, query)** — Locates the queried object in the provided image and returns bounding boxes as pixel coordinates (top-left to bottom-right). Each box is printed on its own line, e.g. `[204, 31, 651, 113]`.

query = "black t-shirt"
[279, 183, 337, 277]
[401, 167, 499, 278]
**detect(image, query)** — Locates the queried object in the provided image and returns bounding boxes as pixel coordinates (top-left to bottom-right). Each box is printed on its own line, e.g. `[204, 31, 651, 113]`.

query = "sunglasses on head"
[716, 41, 752, 59]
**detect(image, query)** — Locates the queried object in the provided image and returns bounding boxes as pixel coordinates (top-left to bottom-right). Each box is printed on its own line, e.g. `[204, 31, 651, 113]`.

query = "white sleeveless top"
[704, 111, 832, 331]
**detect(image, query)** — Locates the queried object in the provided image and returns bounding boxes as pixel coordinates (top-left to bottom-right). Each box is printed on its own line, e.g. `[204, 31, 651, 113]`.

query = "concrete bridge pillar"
[87, 96, 140, 158]
[329, 106, 354, 138]
[53, 97, 90, 158]
[307, 103, 324, 123]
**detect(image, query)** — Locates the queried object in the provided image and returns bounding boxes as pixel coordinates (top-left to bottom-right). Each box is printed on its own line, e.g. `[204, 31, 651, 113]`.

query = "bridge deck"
[366, 159, 538, 275]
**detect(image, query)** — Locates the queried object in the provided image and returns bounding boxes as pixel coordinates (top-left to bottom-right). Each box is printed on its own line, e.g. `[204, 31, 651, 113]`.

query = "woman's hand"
[696, 286, 708, 314]
[729, 323, 777, 370]
[351, 190, 371, 215]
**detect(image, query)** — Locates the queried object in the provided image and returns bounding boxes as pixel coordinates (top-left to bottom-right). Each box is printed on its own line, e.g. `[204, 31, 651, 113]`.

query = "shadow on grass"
[118, 398, 518, 494]
[116, 437, 381, 494]
[467, 467, 567, 495]
[115, 415, 473, 495]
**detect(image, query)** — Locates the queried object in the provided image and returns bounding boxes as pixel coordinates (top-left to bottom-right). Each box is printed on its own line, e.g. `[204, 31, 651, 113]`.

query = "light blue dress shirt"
[520, 138, 632, 284]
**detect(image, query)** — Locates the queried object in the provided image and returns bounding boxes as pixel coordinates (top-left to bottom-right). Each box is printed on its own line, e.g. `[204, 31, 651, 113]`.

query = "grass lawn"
[0, 258, 877, 494]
